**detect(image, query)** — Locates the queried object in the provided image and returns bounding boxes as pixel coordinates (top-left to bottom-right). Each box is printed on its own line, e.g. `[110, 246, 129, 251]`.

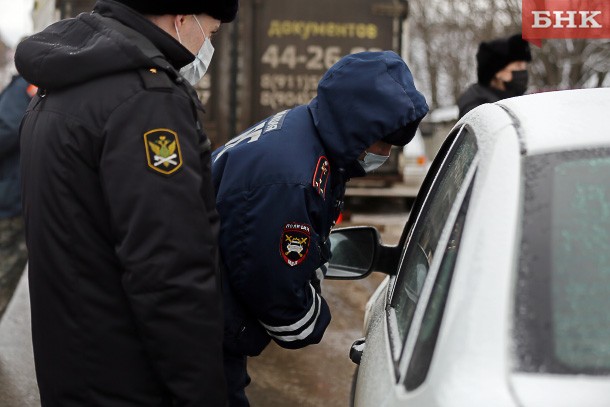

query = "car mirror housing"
[325, 226, 400, 280]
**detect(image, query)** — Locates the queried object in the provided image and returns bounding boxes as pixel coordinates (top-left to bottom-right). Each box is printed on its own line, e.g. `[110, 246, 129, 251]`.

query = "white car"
[327, 88, 610, 407]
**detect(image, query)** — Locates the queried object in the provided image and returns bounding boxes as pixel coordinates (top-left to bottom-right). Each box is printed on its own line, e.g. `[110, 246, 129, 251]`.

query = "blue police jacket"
[212, 51, 428, 356]
[0, 76, 32, 218]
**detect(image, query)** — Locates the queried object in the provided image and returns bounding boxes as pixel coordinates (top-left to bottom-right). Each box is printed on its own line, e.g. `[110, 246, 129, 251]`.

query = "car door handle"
[350, 337, 366, 365]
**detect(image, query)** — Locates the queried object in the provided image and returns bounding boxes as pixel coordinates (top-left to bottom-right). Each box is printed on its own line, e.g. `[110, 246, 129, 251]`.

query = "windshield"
[515, 148, 610, 375]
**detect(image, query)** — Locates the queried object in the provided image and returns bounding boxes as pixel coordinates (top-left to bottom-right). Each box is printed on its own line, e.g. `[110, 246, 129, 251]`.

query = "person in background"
[212, 51, 429, 406]
[0, 74, 35, 318]
[457, 33, 532, 118]
[14, 0, 238, 405]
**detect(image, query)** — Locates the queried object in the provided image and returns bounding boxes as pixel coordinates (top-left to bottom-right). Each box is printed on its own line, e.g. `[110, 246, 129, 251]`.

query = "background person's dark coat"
[0, 76, 31, 218]
[457, 83, 505, 119]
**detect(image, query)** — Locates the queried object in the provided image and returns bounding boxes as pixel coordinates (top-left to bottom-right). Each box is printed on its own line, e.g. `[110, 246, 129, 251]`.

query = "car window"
[390, 127, 478, 346]
[515, 147, 610, 375]
[403, 179, 474, 390]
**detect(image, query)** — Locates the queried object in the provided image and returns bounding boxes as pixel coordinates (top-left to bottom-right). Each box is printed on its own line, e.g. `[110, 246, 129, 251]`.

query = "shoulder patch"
[280, 222, 312, 267]
[312, 156, 330, 198]
[144, 128, 183, 175]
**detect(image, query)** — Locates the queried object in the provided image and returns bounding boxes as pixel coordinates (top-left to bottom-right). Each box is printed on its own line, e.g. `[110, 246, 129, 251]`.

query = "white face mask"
[358, 151, 389, 173]
[176, 15, 215, 86]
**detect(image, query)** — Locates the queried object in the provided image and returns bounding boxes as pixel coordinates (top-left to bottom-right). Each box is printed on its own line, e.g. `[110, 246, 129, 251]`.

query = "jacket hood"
[15, 1, 192, 90]
[308, 51, 428, 169]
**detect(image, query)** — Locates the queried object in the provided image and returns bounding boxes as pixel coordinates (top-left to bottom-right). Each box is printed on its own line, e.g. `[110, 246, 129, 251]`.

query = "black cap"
[114, 0, 239, 22]
[477, 33, 531, 85]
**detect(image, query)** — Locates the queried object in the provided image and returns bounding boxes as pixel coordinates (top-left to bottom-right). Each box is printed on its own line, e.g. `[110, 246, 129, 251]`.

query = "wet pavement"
[0, 269, 39, 406]
[0, 200, 410, 407]
[246, 276, 386, 406]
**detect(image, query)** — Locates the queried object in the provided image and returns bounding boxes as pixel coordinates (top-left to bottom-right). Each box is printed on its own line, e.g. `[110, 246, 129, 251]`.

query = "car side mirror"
[325, 226, 401, 280]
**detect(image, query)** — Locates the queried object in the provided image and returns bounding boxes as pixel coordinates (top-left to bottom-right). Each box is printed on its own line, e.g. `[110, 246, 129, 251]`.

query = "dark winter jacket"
[15, 1, 226, 406]
[457, 82, 507, 118]
[212, 51, 429, 358]
[0, 75, 32, 218]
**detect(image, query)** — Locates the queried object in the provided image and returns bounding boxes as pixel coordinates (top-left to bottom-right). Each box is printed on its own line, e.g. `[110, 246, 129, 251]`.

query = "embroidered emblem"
[280, 222, 312, 267]
[144, 128, 183, 175]
[312, 156, 330, 198]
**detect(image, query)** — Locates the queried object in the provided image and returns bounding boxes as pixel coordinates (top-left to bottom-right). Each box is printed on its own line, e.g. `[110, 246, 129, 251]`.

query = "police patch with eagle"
[144, 128, 183, 175]
[280, 222, 311, 267]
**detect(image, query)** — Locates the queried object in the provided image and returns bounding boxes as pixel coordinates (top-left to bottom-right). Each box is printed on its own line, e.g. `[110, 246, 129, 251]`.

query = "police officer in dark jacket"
[212, 51, 429, 406]
[457, 33, 531, 118]
[15, 0, 238, 405]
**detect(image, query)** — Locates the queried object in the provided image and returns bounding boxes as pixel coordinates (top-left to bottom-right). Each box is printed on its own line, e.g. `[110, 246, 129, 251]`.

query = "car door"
[353, 125, 479, 406]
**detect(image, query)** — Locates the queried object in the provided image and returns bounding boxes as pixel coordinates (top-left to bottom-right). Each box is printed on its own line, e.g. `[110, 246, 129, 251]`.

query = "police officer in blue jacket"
[212, 51, 429, 406]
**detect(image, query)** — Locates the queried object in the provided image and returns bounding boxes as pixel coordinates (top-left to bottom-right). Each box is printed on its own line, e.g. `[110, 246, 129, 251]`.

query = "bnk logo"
[523, 0, 610, 46]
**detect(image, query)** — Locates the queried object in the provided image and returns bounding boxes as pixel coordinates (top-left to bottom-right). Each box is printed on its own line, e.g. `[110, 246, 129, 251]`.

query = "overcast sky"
[0, 0, 33, 47]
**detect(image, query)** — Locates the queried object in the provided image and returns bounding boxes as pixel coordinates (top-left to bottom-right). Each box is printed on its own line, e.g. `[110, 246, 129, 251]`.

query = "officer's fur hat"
[115, 0, 239, 22]
[477, 33, 531, 85]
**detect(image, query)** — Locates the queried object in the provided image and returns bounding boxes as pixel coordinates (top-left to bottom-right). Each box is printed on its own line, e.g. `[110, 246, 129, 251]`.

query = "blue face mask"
[358, 152, 389, 173]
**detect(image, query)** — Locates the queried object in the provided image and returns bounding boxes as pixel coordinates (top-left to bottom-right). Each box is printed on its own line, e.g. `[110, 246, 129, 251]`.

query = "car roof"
[496, 88, 610, 156]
